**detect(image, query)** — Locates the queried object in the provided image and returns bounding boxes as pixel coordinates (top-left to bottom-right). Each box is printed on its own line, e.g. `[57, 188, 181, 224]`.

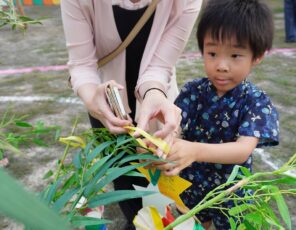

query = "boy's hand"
[155, 138, 197, 176]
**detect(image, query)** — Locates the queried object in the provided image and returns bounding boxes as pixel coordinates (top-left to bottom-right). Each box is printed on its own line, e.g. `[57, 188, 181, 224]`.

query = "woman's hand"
[77, 81, 132, 134]
[156, 138, 197, 176]
[136, 89, 181, 157]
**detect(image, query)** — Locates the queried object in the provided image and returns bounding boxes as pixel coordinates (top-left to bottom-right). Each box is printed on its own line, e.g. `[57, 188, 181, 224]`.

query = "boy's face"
[203, 33, 262, 97]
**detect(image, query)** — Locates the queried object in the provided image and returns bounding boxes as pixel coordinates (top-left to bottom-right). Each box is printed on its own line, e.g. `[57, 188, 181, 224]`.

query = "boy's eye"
[208, 52, 216, 57]
[231, 54, 241, 58]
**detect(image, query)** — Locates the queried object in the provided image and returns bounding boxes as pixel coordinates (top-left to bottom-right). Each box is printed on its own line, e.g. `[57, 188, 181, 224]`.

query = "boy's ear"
[252, 55, 264, 66]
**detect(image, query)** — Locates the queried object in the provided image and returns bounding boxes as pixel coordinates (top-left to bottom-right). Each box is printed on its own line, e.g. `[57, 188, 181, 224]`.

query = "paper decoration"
[133, 206, 198, 230]
[134, 206, 164, 230]
[162, 206, 175, 227]
[135, 166, 192, 209]
[133, 183, 174, 216]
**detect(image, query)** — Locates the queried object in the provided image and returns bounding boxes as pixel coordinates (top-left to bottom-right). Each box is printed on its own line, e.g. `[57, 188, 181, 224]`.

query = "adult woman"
[61, 0, 202, 229]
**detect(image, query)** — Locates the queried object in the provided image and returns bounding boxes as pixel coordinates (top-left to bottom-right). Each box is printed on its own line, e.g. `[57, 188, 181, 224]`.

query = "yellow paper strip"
[124, 126, 170, 155]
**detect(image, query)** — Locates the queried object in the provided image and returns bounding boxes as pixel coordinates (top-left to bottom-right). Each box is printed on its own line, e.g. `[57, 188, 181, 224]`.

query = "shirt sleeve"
[61, 0, 101, 95]
[136, 0, 202, 93]
[238, 92, 279, 147]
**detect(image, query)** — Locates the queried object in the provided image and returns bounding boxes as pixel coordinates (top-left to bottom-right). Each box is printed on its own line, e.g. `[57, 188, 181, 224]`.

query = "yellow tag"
[124, 126, 170, 155]
[134, 164, 191, 209]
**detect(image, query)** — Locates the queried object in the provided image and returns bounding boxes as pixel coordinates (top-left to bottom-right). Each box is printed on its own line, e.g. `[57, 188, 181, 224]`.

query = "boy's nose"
[216, 60, 229, 72]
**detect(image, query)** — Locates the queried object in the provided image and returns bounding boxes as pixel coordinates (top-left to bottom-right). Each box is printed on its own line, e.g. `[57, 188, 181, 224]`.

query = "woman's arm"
[61, 0, 132, 132]
[135, 0, 202, 147]
[136, 0, 203, 95]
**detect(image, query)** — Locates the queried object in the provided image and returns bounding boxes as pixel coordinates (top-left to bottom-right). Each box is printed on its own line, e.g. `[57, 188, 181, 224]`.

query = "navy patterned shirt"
[175, 78, 279, 208]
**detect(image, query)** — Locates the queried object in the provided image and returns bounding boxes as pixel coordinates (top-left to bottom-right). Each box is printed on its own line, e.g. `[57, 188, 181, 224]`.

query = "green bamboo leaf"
[244, 212, 263, 227]
[92, 162, 148, 194]
[240, 166, 252, 177]
[43, 170, 53, 180]
[115, 135, 134, 148]
[265, 217, 285, 230]
[15, 121, 33, 127]
[269, 186, 291, 230]
[237, 223, 245, 230]
[124, 171, 145, 177]
[83, 140, 95, 156]
[86, 141, 114, 163]
[261, 176, 296, 186]
[19, 16, 42, 23]
[243, 220, 256, 230]
[73, 152, 82, 169]
[52, 188, 80, 212]
[44, 178, 63, 205]
[30, 129, 54, 134]
[229, 217, 236, 230]
[84, 151, 126, 196]
[229, 203, 254, 216]
[71, 216, 111, 227]
[0, 169, 70, 230]
[242, 184, 261, 190]
[259, 201, 281, 227]
[58, 174, 77, 195]
[116, 134, 126, 145]
[226, 165, 241, 183]
[88, 190, 155, 208]
[84, 154, 113, 181]
[108, 162, 154, 177]
[117, 153, 160, 166]
[125, 147, 137, 155]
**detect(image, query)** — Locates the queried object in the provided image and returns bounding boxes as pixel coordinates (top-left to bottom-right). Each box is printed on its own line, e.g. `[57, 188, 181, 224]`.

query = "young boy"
[157, 0, 279, 229]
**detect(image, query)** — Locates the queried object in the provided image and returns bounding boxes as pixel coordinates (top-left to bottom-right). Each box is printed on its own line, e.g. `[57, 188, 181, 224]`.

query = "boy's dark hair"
[197, 0, 274, 59]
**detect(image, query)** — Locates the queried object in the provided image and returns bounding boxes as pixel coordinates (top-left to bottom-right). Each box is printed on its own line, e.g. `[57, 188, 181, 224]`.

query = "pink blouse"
[61, 0, 202, 115]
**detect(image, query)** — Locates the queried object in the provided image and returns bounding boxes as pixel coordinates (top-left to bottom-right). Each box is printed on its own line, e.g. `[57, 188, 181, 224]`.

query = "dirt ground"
[0, 3, 295, 230]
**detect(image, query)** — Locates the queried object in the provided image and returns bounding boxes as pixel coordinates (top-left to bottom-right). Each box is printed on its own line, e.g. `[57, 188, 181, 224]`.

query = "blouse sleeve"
[238, 92, 280, 147]
[136, 0, 202, 94]
[61, 0, 101, 95]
